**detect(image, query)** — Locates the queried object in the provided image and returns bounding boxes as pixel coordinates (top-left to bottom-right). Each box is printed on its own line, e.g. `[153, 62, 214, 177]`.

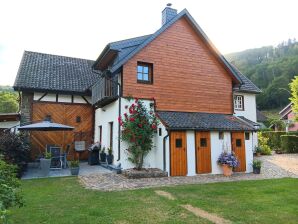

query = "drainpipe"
[163, 130, 169, 171]
[117, 82, 122, 161]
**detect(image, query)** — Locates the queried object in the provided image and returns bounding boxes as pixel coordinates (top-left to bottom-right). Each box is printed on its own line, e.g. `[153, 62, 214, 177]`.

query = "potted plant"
[100, 146, 107, 163]
[70, 160, 80, 175]
[255, 146, 262, 157]
[217, 151, 239, 176]
[252, 160, 262, 174]
[106, 147, 114, 165]
[40, 151, 51, 176]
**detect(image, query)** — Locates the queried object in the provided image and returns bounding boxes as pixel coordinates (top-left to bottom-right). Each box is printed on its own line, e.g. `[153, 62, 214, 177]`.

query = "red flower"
[151, 124, 157, 129]
[118, 116, 122, 122]
[135, 98, 139, 103]
[130, 117, 135, 122]
[124, 113, 128, 117]
[138, 123, 142, 128]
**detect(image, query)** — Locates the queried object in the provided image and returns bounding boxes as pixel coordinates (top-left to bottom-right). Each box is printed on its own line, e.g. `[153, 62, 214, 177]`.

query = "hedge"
[261, 131, 298, 150]
[280, 135, 298, 153]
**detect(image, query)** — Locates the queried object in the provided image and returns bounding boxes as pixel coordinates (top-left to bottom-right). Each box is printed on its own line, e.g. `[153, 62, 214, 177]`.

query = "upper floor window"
[234, 95, 244, 110]
[137, 62, 153, 84]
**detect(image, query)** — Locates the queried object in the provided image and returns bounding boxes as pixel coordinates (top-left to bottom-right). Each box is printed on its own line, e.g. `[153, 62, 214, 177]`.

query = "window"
[236, 139, 242, 147]
[219, 132, 224, 140]
[234, 95, 244, 110]
[245, 132, 250, 140]
[76, 116, 81, 123]
[200, 138, 207, 147]
[175, 139, 182, 148]
[137, 62, 153, 84]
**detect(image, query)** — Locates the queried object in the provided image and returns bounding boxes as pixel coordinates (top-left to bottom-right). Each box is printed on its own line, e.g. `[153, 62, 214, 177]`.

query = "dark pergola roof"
[157, 111, 256, 131]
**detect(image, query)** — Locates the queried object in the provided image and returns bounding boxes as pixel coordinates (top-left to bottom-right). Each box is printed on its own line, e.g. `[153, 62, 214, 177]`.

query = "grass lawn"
[10, 177, 298, 224]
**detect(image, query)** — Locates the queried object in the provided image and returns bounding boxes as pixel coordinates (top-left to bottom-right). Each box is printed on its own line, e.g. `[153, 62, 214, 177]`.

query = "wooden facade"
[123, 17, 234, 114]
[30, 102, 94, 160]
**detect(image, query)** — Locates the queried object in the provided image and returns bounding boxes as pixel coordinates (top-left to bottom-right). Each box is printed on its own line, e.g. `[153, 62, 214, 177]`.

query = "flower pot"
[107, 154, 114, 165]
[100, 153, 107, 162]
[70, 167, 80, 176]
[222, 164, 233, 177]
[253, 167, 261, 174]
[40, 158, 51, 176]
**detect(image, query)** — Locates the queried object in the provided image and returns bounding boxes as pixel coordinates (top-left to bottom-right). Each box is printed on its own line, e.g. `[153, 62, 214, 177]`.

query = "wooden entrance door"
[195, 132, 211, 174]
[170, 131, 187, 176]
[231, 132, 246, 172]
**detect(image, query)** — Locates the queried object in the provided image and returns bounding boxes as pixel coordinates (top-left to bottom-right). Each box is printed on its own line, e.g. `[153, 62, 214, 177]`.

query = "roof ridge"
[23, 50, 94, 62]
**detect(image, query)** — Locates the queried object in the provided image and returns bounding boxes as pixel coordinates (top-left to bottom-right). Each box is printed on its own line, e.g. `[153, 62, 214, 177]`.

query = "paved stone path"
[79, 154, 298, 191]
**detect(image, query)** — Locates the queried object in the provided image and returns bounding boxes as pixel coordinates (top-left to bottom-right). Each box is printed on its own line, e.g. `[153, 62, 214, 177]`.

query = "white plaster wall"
[0, 121, 20, 129]
[58, 94, 71, 103]
[246, 132, 255, 173]
[154, 124, 168, 171]
[94, 98, 161, 170]
[186, 131, 196, 176]
[33, 92, 90, 104]
[234, 93, 257, 122]
[211, 132, 232, 174]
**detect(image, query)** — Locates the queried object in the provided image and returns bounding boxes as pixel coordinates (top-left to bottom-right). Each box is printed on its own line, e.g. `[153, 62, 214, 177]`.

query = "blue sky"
[0, 0, 297, 85]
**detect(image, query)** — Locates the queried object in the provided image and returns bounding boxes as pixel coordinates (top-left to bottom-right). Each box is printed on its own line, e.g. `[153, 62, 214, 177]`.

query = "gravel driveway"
[79, 153, 298, 191]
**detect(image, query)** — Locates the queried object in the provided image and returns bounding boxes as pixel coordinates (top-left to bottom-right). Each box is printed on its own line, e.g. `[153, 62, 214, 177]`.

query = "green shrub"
[0, 158, 23, 222]
[261, 131, 298, 150]
[281, 135, 298, 153]
[258, 132, 272, 155]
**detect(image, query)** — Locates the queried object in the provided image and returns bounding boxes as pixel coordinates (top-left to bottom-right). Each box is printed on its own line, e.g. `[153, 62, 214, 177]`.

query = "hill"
[226, 38, 298, 110]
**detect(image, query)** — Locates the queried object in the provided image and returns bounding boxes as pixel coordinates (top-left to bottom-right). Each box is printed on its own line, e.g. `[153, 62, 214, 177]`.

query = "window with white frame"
[234, 95, 244, 110]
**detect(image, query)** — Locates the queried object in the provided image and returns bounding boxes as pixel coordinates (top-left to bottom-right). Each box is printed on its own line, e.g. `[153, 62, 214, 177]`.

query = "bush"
[0, 132, 30, 177]
[258, 132, 272, 155]
[0, 158, 23, 222]
[281, 135, 298, 153]
[261, 131, 298, 150]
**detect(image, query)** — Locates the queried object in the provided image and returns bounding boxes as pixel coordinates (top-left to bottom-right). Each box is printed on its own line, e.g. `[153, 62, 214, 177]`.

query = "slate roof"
[14, 51, 100, 95]
[237, 116, 260, 127]
[256, 110, 268, 122]
[231, 65, 261, 93]
[157, 111, 256, 131]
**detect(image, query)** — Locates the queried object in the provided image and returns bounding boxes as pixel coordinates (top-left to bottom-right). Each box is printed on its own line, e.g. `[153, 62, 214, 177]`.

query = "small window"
[158, 128, 162, 136]
[200, 138, 207, 147]
[245, 132, 250, 140]
[219, 132, 224, 140]
[234, 95, 244, 110]
[176, 139, 182, 148]
[236, 139, 242, 147]
[76, 116, 81, 123]
[137, 62, 153, 84]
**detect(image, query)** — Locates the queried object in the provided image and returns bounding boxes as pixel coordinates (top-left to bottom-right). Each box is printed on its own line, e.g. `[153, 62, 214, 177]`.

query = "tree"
[0, 91, 18, 113]
[119, 98, 158, 170]
[289, 76, 298, 121]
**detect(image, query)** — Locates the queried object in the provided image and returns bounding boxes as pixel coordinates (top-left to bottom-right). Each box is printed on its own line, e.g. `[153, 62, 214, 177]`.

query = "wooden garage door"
[231, 132, 246, 172]
[170, 131, 187, 176]
[195, 131, 211, 174]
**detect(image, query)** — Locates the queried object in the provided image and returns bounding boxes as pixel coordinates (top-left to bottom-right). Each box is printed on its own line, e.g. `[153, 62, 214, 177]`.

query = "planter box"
[222, 164, 233, 177]
[70, 167, 80, 176]
[106, 154, 114, 165]
[253, 167, 261, 174]
[123, 168, 168, 179]
[40, 158, 51, 176]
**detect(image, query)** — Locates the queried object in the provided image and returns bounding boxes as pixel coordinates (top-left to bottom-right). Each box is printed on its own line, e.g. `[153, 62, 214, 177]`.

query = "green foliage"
[257, 132, 272, 155]
[289, 76, 298, 121]
[252, 160, 262, 169]
[261, 131, 298, 150]
[0, 91, 18, 113]
[44, 151, 52, 159]
[280, 135, 298, 153]
[107, 147, 113, 155]
[0, 132, 30, 177]
[226, 39, 298, 110]
[119, 99, 158, 170]
[269, 117, 286, 131]
[0, 158, 23, 222]
[69, 160, 79, 167]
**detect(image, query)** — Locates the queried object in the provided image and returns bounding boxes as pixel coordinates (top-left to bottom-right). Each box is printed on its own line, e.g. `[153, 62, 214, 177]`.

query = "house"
[0, 113, 20, 133]
[14, 6, 261, 176]
[279, 103, 298, 131]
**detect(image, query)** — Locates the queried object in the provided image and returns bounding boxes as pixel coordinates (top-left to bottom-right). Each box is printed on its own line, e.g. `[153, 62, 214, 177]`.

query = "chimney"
[162, 3, 177, 26]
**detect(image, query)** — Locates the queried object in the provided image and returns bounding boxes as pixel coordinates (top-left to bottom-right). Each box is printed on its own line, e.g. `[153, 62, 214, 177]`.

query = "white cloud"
[0, 0, 297, 85]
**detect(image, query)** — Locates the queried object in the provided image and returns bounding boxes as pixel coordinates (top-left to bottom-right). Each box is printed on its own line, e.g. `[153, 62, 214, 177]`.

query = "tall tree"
[289, 76, 298, 121]
[0, 91, 19, 113]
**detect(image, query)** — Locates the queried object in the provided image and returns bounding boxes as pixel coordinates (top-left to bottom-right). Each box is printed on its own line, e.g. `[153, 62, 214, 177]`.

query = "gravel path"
[79, 154, 298, 191]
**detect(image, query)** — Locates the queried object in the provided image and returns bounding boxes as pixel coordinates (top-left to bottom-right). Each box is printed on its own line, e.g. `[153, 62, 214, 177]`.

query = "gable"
[122, 17, 234, 114]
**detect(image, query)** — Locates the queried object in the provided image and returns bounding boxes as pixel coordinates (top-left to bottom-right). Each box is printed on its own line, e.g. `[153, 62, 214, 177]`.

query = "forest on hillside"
[226, 38, 298, 111]
[0, 86, 19, 113]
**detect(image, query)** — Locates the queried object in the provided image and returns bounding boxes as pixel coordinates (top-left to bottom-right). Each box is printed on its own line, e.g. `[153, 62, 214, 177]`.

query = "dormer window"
[137, 62, 153, 84]
[234, 95, 244, 110]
